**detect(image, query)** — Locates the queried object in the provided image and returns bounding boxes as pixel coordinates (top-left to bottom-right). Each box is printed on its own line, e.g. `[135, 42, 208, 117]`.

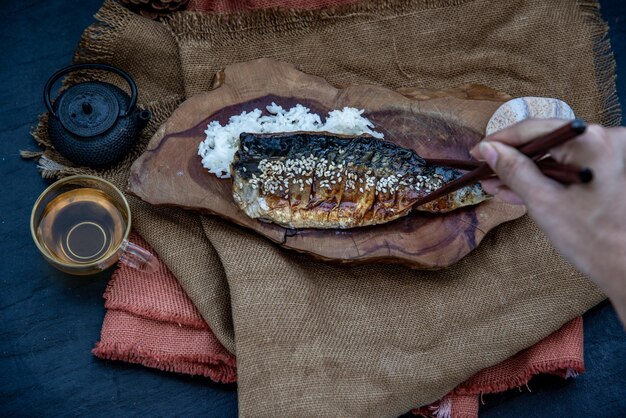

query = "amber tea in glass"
[36, 187, 127, 264]
[31, 175, 157, 275]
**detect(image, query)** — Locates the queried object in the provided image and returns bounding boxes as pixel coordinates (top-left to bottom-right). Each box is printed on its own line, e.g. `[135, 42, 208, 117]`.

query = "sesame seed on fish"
[231, 132, 488, 229]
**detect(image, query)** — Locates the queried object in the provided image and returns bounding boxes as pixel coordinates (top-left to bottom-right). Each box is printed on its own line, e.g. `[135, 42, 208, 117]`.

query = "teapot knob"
[82, 102, 93, 115]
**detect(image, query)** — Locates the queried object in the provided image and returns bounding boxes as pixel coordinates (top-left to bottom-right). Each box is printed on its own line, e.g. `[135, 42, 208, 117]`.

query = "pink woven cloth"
[94, 232, 584, 417]
[412, 318, 583, 417]
[92, 233, 236, 383]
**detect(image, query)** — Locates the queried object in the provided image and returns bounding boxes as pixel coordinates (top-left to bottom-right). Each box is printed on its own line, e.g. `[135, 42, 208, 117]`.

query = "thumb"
[478, 141, 560, 205]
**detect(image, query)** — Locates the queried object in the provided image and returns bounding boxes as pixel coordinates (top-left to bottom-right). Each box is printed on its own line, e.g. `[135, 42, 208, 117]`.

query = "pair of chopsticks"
[417, 120, 592, 207]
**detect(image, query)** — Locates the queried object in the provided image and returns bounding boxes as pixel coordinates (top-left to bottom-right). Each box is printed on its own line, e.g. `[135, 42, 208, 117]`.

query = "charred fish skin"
[231, 132, 488, 229]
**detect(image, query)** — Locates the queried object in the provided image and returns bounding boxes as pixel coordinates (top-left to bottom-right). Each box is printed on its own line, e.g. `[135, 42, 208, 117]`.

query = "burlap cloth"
[32, 0, 621, 416]
[94, 231, 585, 418]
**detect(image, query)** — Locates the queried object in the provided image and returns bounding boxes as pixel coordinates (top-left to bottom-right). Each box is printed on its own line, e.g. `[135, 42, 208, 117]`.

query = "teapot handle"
[44, 63, 138, 118]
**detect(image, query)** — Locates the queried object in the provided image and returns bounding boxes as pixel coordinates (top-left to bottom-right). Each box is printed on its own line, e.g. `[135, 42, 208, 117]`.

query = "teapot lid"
[57, 82, 120, 138]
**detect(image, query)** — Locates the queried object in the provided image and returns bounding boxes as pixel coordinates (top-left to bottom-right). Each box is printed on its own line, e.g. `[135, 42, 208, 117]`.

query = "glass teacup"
[30, 175, 157, 275]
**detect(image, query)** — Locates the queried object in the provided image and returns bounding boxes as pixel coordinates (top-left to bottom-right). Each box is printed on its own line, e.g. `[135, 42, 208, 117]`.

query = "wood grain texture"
[128, 59, 525, 268]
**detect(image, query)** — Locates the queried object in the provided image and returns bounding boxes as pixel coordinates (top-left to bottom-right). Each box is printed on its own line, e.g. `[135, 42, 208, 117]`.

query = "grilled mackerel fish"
[231, 132, 488, 229]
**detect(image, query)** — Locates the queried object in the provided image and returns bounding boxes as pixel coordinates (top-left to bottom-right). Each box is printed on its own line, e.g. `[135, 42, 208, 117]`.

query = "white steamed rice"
[198, 103, 384, 178]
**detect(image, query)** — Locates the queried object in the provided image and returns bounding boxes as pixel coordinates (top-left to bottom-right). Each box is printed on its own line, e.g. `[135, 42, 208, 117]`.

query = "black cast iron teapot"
[44, 63, 151, 166]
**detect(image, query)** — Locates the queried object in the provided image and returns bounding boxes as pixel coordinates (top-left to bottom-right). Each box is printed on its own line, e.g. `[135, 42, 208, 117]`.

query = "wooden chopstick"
[517, 119, 587, 157]
[414, 120, 590, 208]
[422, 158, 482, 171]
[534, 158, 593, 183]
[423, 157, 593, 184]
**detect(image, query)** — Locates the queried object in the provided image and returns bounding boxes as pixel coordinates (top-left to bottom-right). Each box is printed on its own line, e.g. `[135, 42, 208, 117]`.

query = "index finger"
[470, 119, 571, 159]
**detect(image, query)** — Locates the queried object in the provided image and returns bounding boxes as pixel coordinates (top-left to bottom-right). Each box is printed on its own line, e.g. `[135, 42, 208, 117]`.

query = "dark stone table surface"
[1, 1, 624, 416]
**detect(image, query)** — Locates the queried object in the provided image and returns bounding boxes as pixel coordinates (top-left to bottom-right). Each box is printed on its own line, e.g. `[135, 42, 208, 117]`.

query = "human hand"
[471, 119, 626, 325]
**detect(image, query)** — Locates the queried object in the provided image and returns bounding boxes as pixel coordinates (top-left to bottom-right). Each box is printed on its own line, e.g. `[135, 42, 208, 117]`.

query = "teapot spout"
[136, 109, 152, 130]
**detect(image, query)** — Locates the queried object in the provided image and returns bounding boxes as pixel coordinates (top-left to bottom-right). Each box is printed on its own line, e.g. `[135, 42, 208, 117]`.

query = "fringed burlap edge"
[74, 0, 136, 71]
[168, 0, 477, 41]
[580, 1, 623, 128]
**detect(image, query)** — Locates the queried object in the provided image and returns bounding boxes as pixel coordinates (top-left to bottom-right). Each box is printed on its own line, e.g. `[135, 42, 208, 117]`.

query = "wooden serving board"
[128, 59, 525, 269]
